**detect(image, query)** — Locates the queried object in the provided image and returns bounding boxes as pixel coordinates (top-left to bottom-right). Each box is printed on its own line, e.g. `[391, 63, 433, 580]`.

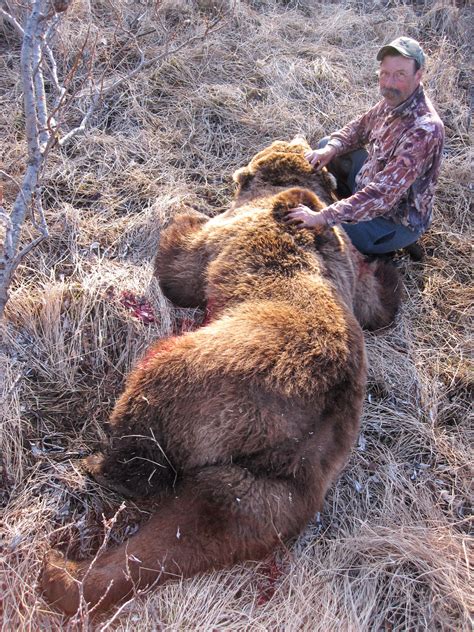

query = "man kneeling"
[286, 37, 444, 260]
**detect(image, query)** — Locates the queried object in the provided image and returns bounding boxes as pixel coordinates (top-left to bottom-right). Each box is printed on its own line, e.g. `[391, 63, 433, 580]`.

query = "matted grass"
[1, 1, 472, 629]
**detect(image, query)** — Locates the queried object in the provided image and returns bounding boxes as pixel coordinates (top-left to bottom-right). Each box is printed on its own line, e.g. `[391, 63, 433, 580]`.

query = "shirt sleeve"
[320, 124, 441, 226]
[328, 102, 382, 154]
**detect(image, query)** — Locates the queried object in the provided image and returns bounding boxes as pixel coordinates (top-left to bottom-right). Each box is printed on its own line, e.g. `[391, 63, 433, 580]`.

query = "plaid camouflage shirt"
[320, 85, 444, 232]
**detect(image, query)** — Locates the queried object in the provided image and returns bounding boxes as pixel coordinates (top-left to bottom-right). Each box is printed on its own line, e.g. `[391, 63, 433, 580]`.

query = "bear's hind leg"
[41, 464, 317, 615]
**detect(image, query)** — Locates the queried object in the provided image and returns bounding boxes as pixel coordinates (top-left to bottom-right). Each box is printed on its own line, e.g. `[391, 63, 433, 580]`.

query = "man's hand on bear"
[305, 146, 337, 170]
[284, 204, 328, 230]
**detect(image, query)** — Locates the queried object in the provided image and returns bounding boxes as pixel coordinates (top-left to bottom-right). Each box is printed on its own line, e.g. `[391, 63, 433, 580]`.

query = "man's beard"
[381, 87, 402, 100]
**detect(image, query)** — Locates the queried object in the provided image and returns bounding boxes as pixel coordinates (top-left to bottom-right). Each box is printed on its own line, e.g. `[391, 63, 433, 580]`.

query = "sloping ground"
[1, 1, 471, 629]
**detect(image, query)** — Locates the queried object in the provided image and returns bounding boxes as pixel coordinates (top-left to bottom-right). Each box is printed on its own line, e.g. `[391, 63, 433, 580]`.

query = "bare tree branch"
[58, 15, 225, 146]
[0, 5, 24, 36]
[32, 22, 49, 151]
[0, 187, 13, 261]
[57, 93, 99, 146]
[42, 21, 65, 98]
[0, 0, 51, 316]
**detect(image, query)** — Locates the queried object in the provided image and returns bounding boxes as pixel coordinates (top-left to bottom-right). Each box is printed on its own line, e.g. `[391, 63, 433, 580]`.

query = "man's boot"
[403, 241, 424, 262]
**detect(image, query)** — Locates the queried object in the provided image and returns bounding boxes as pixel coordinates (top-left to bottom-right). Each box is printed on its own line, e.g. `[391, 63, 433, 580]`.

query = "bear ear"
[321, 167, 338, 191]
[272, 187, 325, 219]
[232, 167, 254, 191]
[288, 135, 309, 149]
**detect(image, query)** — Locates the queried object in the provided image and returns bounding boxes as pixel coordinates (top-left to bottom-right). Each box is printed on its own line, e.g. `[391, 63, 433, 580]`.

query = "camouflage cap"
[376, 37, 426, 68]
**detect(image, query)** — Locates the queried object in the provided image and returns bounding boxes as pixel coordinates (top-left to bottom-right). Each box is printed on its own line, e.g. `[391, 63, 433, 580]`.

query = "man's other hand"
[283, 204, 327, 230]
[304, 146, 337, 170]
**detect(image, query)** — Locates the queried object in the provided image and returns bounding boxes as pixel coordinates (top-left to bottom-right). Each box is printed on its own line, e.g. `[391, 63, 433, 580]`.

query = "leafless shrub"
[0, 0, 227, 316]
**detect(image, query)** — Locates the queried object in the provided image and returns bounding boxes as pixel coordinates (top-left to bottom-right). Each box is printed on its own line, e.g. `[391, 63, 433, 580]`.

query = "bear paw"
[40, 549, 81, 615]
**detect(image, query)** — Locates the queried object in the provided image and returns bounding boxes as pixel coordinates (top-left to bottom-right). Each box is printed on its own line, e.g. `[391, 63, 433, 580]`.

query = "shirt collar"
[388, 84, 424, 118]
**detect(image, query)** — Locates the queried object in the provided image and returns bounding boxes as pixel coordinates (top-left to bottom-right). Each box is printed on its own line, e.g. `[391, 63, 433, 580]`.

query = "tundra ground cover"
[1, 1, 471, 629]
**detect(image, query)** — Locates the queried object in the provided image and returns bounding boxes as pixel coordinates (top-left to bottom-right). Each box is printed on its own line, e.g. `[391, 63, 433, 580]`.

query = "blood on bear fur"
[40, 138, 401, 615]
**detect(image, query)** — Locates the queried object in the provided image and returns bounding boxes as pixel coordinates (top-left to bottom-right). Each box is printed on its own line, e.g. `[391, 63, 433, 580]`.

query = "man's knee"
[317, 136, 330, 149]
[342, 218, 422, 255]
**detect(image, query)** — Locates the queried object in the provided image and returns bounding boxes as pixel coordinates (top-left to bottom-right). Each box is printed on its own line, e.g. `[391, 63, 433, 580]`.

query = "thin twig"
[58, 16, 225, 146]
[32, 25, 49, 152]
[0, 6, 24, 36]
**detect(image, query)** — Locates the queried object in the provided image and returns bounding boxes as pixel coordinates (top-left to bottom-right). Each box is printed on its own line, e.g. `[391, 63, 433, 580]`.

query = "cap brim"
[376, 44, 411, 61]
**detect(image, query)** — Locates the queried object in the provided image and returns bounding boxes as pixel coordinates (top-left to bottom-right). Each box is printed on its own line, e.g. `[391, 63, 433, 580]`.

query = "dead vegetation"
[1, 0, 472, 629]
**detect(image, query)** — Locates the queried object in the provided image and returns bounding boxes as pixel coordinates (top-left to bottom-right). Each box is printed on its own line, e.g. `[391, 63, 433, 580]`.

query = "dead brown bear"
[41, 138, 401, 615]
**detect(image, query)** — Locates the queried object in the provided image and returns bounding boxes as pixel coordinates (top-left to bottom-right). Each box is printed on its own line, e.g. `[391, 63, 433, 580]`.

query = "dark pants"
[318, 138, 422, 254]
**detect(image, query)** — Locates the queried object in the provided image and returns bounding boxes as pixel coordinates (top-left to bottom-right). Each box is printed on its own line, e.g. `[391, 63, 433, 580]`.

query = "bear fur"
[41, 138, 401, 615]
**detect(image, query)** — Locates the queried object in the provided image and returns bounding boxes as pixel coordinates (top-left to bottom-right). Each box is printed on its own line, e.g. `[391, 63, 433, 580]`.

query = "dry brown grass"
[1, 0, 472, 629]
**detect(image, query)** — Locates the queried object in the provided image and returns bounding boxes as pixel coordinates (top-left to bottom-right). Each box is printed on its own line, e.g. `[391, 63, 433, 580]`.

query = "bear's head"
[232, 137, 337, 206]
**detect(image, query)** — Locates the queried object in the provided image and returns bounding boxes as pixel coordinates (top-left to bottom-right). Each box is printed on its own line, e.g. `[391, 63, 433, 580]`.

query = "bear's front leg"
[41, 464, 318, 615]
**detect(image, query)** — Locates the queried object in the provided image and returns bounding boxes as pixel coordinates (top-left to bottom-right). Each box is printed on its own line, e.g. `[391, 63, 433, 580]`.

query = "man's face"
[378, 54, 423, 107]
